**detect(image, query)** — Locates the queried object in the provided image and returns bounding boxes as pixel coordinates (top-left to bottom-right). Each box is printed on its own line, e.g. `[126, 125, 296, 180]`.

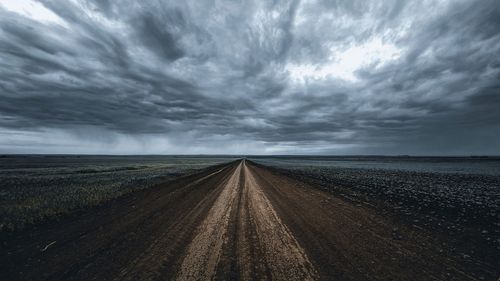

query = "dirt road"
[1, 160, 496, 280]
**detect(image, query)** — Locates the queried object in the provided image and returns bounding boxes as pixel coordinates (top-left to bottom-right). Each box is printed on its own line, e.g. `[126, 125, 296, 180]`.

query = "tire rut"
[175, 162, 244, 280]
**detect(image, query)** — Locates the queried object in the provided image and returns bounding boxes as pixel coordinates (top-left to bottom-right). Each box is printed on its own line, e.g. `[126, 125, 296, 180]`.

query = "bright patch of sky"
[286, 38, 402, 83]
[0, 0, 66, 26]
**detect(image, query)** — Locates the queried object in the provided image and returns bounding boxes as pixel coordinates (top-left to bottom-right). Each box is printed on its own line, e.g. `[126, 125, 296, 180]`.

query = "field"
[1, 156, 499, 280]
[0, 155, 233, 231]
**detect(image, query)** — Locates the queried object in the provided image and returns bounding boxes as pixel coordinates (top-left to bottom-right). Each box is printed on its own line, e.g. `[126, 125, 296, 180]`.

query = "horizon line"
[1, 153, 499, 158]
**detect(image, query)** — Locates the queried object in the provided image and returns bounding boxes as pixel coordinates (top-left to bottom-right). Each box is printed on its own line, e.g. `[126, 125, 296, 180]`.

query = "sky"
[0, 0, 499, 155]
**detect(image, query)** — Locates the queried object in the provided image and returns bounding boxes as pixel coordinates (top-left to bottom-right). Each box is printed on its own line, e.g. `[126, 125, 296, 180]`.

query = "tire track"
[0, 162, 239, 281]
[175, 162, 243, 280]
[246, 162, 487, 281]
[243, 162, 319, 281]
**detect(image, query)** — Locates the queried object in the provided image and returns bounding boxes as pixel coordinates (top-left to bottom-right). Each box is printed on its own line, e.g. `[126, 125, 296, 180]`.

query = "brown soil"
[0, 160, 496, 280]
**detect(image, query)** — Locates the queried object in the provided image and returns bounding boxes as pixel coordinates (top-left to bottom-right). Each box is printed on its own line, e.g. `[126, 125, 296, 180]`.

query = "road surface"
[1, 160, 495, 280]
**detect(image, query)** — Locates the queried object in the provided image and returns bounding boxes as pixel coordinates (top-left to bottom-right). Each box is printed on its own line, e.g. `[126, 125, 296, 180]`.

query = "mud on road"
[1, 160, 497, 280]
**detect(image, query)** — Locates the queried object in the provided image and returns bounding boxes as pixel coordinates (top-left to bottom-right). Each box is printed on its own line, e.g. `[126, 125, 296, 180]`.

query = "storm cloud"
[0, 0, 499, 154]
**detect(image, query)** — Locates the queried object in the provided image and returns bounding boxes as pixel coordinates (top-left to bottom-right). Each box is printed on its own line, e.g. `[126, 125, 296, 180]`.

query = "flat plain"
[1, 156, 499, 280]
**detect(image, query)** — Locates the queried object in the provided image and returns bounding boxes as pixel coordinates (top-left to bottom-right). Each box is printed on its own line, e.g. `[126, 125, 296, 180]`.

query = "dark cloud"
[0, 0, 499, 154]
[133, 11, 185, 61]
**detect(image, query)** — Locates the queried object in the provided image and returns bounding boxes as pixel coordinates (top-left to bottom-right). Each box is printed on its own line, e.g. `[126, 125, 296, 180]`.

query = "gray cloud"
[0, 0, 499, 155]
[133, 10, 185, 61]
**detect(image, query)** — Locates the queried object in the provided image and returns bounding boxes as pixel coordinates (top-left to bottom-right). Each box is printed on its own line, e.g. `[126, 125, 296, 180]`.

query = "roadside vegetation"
[0, 155, 231, 231]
